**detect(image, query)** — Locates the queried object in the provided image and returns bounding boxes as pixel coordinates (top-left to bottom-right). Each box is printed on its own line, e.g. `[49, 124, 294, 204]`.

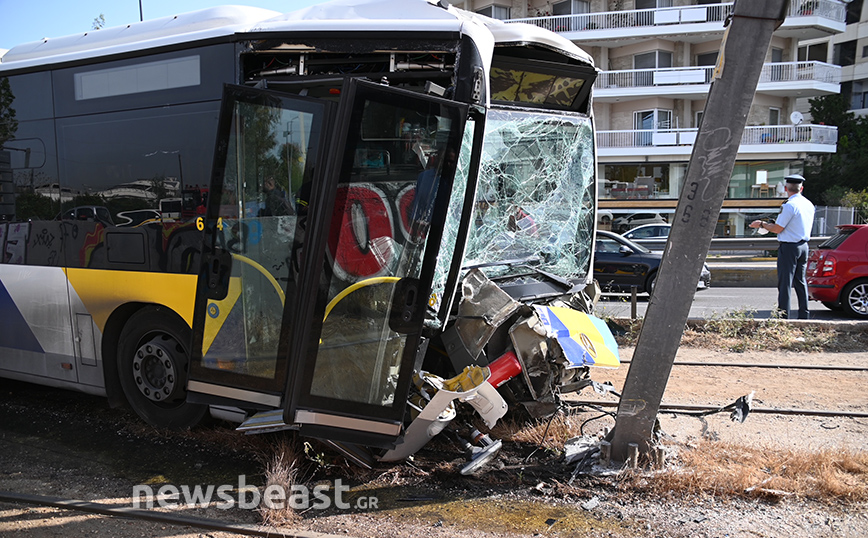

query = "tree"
[841, 188, 868, 222]
[806, 94, 868, 204]
[92, 14, 106, 30]
[0, 77, 18, 146]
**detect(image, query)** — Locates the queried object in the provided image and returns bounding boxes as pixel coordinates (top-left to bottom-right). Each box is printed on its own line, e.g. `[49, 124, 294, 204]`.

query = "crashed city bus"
[0, 0, 618, 468]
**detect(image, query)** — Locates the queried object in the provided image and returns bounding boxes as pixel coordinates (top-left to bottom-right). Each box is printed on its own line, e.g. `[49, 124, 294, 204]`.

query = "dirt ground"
[1, 342, 867, 538]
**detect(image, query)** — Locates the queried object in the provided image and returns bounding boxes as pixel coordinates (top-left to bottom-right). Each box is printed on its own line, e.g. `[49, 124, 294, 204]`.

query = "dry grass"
[490, 409, 614, 452]
[619, 440, 868, 504]
[258, 435, 304, 526]
[610, 314, 868, 353]
[489, 408, 868, 505]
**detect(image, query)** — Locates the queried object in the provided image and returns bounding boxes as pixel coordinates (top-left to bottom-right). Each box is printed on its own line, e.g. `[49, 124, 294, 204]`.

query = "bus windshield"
[463, 107, 595, 280]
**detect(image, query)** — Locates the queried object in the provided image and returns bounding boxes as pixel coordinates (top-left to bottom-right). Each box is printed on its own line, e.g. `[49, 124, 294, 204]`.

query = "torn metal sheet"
[447, 268, 521, 364]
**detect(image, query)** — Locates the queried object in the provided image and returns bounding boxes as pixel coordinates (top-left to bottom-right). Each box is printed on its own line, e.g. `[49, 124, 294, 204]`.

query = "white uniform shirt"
[775, 192, 814, 243]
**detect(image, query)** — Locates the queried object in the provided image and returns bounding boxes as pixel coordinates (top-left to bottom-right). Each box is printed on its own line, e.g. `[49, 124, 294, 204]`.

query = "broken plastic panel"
[461, 108, 596, 281]
[378, 366, 507, 462]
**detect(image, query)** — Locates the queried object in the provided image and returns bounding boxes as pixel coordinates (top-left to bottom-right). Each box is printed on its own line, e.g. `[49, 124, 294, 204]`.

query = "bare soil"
[1, 343, 867, 538]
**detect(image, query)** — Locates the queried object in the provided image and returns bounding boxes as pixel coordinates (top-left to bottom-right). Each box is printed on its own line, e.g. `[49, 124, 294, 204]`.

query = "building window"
[634, 51, 673, 69]
[634, 51, 672, 86]
[798, 43, 828, 62]
[476, 4, 510, 20]
[851, 81, 868, 110]
[553, 0, 590, 15]
[833, 41, 857, 67]
[633, 108, 672, 131]
[695, 111, 703, 128]
[696, 52, 718, 66]
[636, 0, 673, 8]
[769, 107, 780, 126]
[634, 109, 672, 146]
[846, 0, 864, 25]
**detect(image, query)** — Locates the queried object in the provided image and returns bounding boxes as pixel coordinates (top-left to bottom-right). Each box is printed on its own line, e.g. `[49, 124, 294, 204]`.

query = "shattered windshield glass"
[462, 107, 595, 281]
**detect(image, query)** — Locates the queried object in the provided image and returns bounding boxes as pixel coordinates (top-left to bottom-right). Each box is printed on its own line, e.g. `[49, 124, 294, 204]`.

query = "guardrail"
[631, 236, 829, 252]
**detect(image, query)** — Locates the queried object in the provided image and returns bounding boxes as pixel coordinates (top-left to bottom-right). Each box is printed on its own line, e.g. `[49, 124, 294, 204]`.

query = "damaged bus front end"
[186, 0, 617, 469]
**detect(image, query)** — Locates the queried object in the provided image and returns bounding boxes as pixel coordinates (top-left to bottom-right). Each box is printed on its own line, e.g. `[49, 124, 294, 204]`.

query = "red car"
[807, 224, 868, 319]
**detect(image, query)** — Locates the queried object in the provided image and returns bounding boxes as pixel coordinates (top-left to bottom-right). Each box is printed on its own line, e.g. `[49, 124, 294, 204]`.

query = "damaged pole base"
[652, 446, 666, 469]
[598, 441, 611, 467]
[626, 443, 639, 469]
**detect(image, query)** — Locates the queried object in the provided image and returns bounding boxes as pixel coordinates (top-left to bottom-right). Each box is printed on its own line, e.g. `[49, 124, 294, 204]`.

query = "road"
[594, 286, 853, 321]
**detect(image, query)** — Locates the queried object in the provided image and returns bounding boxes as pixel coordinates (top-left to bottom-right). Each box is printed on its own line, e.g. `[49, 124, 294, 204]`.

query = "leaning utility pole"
[610, 0, 791, 463]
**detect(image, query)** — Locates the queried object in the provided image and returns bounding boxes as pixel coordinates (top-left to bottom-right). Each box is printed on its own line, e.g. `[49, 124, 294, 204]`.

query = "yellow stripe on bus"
[64, 268, 197, 331]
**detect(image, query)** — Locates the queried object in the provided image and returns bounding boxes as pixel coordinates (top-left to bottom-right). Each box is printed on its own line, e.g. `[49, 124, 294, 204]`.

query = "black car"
[594, 230, 711, 293]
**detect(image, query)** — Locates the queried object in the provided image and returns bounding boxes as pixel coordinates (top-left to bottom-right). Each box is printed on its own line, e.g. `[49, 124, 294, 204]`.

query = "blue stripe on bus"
[0, 280, 45, 353]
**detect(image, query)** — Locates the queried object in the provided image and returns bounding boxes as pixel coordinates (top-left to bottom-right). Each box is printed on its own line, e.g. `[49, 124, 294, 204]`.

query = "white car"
[622, 223, 671, 241]
[612, 212, 667, 233]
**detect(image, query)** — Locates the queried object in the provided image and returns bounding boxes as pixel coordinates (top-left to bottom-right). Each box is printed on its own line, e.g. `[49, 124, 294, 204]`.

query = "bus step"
[236, 410, 295, 434]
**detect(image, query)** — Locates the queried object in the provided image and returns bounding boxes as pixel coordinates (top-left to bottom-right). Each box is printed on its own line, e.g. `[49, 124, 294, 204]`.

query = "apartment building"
[800, 0, 866, 115]
[452, 0, 846, 236]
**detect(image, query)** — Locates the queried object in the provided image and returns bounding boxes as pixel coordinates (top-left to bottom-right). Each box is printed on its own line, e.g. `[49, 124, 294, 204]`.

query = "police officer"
[749, 174, 815, 319]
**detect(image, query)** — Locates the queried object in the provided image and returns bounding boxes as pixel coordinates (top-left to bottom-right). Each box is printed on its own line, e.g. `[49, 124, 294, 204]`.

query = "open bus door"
[189, 80, 469, 449]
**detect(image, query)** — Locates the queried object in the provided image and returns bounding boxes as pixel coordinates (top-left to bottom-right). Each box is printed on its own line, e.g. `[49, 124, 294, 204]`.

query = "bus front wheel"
[117, 306, 207, 429]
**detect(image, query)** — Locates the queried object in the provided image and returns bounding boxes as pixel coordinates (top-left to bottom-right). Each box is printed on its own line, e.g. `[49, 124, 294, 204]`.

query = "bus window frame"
[188, 83, 334, 399]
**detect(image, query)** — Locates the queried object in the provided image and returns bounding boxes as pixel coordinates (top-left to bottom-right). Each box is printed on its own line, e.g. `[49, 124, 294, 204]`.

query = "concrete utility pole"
[610, 0, 791, 463]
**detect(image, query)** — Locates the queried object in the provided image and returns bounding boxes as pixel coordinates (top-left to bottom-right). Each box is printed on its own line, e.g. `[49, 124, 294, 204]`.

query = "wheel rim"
[848, 283, 868, 316]
[132, 336, 180, 403]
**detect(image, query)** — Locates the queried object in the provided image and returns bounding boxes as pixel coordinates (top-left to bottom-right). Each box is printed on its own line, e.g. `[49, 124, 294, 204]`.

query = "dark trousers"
[777, 241, 810, 319]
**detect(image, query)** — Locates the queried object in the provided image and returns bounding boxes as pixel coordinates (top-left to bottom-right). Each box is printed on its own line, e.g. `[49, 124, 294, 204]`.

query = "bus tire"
[117, 306, 207, 429]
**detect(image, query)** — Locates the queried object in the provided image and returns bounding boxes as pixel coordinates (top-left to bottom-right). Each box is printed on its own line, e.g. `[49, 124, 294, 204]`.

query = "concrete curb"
[612, 317, 868, 333]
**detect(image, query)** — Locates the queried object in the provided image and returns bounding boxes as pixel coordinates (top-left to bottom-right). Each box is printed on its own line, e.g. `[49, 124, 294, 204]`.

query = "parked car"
[807, 224, 868, 319]
[622, 223, 672, 241]
[598, 209, 613, 226]
[612, 212, 667, 233]
[56, 206, 115, 227]
[594, 230, 711, 294]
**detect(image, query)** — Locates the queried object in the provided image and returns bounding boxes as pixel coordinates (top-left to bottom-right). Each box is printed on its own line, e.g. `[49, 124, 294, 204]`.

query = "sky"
[0, 0, 328, 52]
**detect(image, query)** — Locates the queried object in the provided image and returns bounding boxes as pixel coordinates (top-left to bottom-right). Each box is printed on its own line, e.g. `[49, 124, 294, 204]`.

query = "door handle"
[389, 277, 422, 334]
[204, 249, 232, 300]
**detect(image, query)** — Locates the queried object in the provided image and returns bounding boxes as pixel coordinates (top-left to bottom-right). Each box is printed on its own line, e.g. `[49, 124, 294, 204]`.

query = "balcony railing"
[596, 66, 712, 89]
[510, 3, 732, 33]
[758, 61, 840, 84]
[594, 61, 840, 91]
[787, 0, 846, 19]
[597, 124, 838, 150]
[510, 0, 843, 35]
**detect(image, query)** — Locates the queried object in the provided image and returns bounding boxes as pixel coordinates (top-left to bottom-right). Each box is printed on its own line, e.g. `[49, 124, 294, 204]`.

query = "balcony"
[597, 124, 838, 159]
[594, 61, 840, 102]
[509, 1, 843, 44]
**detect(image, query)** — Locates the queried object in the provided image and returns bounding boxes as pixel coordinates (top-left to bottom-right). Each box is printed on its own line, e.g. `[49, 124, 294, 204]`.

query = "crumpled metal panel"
[451, 268, 520, 361]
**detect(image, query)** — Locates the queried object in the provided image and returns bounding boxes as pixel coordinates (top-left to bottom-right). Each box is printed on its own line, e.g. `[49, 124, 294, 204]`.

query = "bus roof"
[0, 0, 593, 71]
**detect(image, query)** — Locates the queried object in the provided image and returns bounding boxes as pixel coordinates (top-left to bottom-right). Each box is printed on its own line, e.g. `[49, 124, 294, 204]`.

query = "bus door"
[189, 80, 468, 448]
[187, 85, 332, 413]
